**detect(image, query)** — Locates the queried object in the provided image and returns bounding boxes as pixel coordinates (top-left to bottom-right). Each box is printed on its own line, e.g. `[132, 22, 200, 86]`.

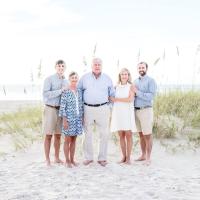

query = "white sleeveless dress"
[110, 83, 137, 133]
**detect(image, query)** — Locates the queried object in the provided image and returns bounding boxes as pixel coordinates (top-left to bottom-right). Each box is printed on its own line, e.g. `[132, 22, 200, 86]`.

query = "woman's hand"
[131, 84, 137, 94]
[109, 96, 116, 102]
[63, 118, 68, 130]
[82, 117, 85, 126]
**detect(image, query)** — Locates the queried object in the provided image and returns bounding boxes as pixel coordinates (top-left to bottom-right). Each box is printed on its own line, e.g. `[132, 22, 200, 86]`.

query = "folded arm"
[135, 79, 157, 101]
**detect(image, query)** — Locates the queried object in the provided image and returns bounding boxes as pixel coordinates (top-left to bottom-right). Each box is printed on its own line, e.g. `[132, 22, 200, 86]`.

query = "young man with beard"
[133, 62, 157, 166]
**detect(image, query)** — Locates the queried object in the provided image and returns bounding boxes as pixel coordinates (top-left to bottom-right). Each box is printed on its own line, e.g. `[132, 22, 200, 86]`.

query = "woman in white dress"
[110, 68, 137, 164]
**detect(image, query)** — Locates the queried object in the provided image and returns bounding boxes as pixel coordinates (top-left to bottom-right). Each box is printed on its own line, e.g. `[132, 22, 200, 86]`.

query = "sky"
[0, 0, 200, 85]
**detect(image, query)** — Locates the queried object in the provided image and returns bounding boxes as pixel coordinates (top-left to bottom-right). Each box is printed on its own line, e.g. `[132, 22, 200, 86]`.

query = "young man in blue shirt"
[134, 62, 157, 166]
[43, 60, 68, 166]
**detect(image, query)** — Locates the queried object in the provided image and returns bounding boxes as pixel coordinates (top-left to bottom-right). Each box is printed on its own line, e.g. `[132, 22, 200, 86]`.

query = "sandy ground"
[0, 138, 200, 200]
[0, 101, 200, 199]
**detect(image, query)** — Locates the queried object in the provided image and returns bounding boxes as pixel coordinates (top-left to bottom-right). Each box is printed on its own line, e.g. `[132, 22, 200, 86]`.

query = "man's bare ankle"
[83, 160, 93, 165]
[54, 158, 64, 164]
[65, 160, 72, 168]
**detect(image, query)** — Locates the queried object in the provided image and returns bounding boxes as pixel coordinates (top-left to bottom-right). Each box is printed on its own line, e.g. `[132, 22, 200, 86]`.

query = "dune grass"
[0, 106, 43, 151]
[154, 90, 200, 127]
[1, 90, 200, 153]
[153, 90, 200, 147]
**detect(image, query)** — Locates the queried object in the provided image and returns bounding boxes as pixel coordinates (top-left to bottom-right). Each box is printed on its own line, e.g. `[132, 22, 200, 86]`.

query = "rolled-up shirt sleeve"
[43, 77, 62, 99]
[108, 79, 115, 97]
[136, 79, 157, 101]
[59, 92, 67, 117]
[77, 77, 83, 91]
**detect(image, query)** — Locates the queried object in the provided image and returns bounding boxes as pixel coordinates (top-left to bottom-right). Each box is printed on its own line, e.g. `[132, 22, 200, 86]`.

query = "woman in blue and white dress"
[59, 71, 83, 168]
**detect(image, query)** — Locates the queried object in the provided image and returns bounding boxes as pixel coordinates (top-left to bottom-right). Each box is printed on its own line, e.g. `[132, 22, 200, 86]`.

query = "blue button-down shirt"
[78, 72, 115, 104]
[134, 75, 157, 107]
[43, 73, 68, 106]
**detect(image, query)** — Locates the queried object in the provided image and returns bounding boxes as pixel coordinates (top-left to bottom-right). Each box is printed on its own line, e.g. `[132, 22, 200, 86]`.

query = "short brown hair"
[68, 71, 78, 78]
[138, 61, 148, 69]
[56, 59, 65, 65]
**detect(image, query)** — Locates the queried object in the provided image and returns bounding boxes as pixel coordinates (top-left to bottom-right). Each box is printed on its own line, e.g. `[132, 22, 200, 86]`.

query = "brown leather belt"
[45, 104, 60, 110]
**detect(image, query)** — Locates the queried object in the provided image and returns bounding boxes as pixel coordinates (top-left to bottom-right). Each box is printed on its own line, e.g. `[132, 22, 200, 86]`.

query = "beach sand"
[0, 139, 200, 200]
[0, 101, 200, 199]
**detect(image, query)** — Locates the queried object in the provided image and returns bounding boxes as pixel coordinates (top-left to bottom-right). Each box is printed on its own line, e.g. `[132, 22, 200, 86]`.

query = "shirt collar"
[139, 74, 148, 80]
[55, 73, 65, 79]
[91, 72, 102, 79]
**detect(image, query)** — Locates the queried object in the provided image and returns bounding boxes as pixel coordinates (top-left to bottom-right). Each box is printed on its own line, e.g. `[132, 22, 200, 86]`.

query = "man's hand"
[62, 85, 69, 92]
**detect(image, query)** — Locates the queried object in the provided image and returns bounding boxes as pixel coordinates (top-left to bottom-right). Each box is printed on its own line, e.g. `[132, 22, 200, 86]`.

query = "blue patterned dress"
[59, 89, 83, 136]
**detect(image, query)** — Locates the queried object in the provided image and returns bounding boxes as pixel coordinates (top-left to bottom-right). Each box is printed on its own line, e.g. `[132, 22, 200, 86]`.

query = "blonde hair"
[118, 68, 132, 84]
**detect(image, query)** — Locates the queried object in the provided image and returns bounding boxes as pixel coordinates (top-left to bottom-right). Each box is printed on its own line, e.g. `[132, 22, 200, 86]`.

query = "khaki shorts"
[135, 107, 153, 135]
[43, 105, 62, 135]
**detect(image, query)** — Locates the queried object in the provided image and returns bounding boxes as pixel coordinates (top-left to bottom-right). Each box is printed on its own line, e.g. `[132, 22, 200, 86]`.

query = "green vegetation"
[0, 106, 43, 151]
[1, 90, 200, 154]
[153, 90, 200, 148]
[154, 90, 200, 127]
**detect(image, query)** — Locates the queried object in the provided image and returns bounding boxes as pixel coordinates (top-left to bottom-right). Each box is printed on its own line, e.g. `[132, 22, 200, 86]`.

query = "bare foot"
[117, 157, 126, 164]
[46, 160, 51, 166]
[83, 160, 93, 165]
[98, 160, 107, 167]
[71, 161, 79, 167]
[124, 160, 131, 165]
[135, 156, 146, 161]
[65, 161, 72, 168]
[143, 160, 151, 166]
[54, 158, 64, 164]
